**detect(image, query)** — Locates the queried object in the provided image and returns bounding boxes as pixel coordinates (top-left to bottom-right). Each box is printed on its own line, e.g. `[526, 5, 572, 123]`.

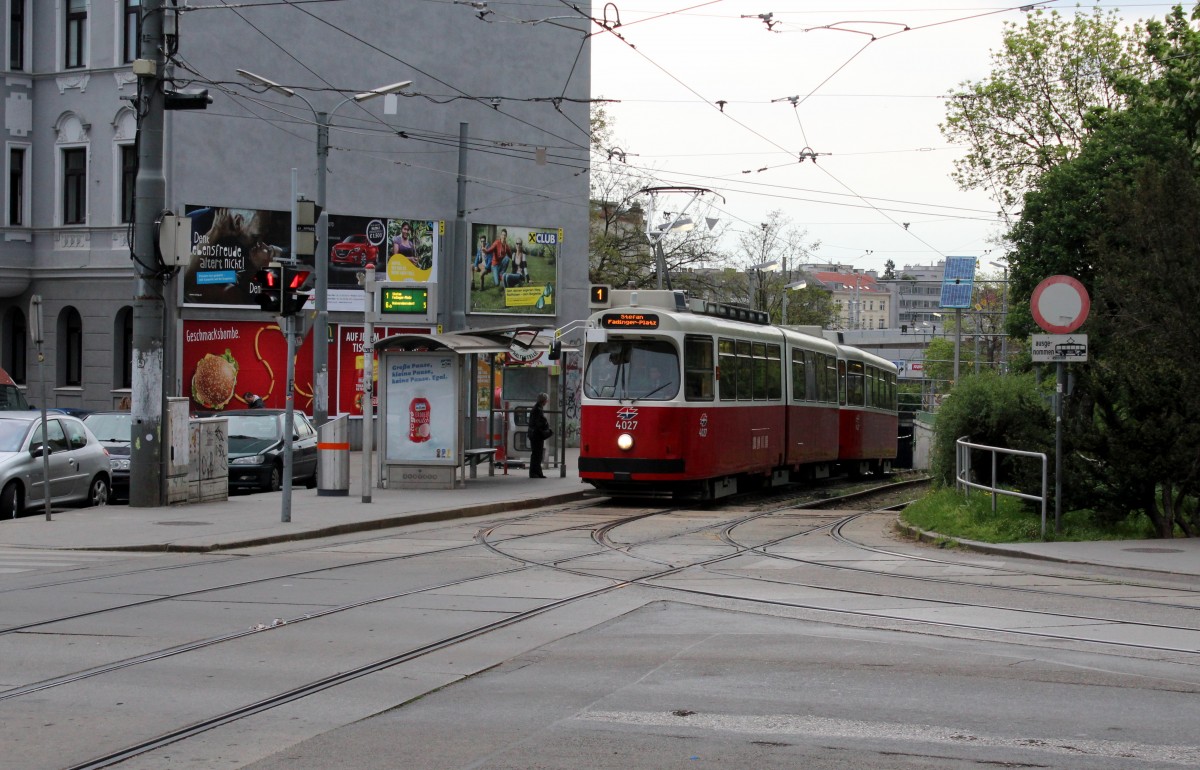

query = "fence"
[956, 436, 1049, 538]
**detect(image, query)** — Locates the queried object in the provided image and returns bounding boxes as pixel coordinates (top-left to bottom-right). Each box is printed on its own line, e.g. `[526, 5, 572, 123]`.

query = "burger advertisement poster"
[382, 353, 458, 465]
[184, 321, 407, 415]
[469, 223, 559, 316]
[184, 205, 440, 312]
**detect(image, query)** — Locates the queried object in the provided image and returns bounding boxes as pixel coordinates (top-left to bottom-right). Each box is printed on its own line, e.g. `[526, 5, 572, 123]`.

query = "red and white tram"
[579, 290, 898, 499]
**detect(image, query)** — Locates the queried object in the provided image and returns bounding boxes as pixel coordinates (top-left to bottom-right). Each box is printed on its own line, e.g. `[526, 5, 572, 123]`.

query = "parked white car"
[0, 412, 112, 517]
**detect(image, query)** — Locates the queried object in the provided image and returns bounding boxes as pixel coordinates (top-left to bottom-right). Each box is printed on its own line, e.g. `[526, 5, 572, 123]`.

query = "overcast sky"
[589, 1, 1178, 277]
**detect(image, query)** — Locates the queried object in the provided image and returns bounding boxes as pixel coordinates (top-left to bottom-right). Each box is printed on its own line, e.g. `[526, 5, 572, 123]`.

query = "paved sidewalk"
[0, 451, 592, 552]
[1, 452, 1197, 578]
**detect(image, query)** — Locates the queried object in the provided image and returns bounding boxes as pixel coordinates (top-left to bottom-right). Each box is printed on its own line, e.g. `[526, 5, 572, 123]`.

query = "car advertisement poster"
[183, 320, 413, 415]
[469, 223, 559, 316]
[328, 216, 439, 312]
[184, 205, 439, 312]
[383, 353, 458, 464]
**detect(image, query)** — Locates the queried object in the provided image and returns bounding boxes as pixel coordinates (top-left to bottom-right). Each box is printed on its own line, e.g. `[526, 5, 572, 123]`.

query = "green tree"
[940, 7, 1147, 210]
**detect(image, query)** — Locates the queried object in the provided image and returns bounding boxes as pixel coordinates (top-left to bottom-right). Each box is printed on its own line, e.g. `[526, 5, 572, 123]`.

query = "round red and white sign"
[1031, 275, 1090, 333]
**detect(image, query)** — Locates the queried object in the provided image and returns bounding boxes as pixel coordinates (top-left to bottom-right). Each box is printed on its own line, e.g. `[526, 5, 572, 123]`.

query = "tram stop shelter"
[371, 325, 548, 489]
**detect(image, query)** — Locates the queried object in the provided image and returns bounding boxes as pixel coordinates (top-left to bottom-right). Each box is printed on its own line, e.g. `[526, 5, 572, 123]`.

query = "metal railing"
[956, 436, 1049, 538]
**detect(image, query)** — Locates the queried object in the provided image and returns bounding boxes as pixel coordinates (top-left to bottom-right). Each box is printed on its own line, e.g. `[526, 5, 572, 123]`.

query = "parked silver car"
[0, 412, 112, 517]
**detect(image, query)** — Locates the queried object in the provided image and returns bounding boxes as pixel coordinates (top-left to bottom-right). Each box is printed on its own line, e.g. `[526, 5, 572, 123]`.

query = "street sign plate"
[1032, 334, 1088, 363]
[1031, 275, 1090, 333]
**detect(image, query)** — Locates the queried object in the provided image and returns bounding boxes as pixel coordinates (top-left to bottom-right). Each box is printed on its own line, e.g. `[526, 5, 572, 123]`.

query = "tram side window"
[847, 360, 865, 406]
[718, 338, 737, 401]
[791, 349, 807, 401]
[816, 353, 832, 403]
[889, 372, 897, 410]
[752, 341, 767, 400]
[766, 344, 782, 400]
[837, 359, 847, 406]
[866, 366, 877, 408]
[805, 351, 819, 401]
[684, 335, 714, 401]
[734, 340, 752, 401]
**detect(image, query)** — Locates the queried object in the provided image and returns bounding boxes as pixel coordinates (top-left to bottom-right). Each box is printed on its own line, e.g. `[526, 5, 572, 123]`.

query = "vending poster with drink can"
[383, 353, 458, 464]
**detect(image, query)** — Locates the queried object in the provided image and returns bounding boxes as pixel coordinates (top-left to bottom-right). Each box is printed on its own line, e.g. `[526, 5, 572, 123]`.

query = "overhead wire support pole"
[130, 0, 168, 507]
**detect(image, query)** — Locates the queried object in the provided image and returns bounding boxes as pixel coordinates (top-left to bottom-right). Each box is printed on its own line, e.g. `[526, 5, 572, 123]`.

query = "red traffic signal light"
[252, 266, 282, 313]
[252, 264, 311, 316]
[281, 269, 312, 316]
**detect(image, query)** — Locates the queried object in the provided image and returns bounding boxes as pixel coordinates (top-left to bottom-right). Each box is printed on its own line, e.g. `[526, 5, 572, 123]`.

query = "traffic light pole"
[130, 0, 167, 507]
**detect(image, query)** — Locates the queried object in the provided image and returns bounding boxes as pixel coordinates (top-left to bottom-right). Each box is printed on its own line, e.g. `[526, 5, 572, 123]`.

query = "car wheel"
[263, 464, 282, 493]
[1, 482, 23, 518]
[87, 476, 110, 507]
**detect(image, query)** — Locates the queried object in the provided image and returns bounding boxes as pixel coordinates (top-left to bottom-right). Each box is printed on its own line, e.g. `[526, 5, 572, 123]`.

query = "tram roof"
[373, 324, 549, 356]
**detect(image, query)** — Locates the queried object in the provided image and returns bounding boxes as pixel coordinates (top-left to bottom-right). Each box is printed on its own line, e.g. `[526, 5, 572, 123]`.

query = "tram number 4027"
[615, 419, 638, 431]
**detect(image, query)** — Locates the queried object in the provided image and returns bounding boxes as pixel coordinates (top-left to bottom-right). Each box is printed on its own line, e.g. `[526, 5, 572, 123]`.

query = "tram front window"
[584, 341, 679, 401]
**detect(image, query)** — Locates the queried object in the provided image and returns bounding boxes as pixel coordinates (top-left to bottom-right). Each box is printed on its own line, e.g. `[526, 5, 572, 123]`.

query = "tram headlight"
[616, 433, 634, 451]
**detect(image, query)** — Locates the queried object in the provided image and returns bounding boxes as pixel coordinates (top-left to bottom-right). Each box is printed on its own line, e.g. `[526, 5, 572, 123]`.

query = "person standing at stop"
[528, 392, 550, 478]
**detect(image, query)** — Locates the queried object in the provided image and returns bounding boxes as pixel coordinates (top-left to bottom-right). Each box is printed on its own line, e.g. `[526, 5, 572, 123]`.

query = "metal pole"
[953, 308, 962, 383]
[451, 122, 469, 332]
[39, 352, 49, 521]
[362, 268, 375, 503]
[313, 112, 329, 426]
[999, 267, 1009, 373]
[281, 171, 300, 524]
[130, 0, 166, 507]
[1054, 361, 1065, 535]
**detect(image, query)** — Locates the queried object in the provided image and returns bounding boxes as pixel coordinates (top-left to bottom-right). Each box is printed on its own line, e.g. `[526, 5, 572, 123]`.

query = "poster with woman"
[385, 218, 435, 282]
[183, 206, 296, 308]
[468, 223, 559, 316]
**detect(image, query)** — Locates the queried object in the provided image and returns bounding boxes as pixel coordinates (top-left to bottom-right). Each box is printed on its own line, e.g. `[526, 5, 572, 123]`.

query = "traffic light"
[252, 263, 312, 316]
[281, 267, 312, 316]
[252, 265, 282, 313]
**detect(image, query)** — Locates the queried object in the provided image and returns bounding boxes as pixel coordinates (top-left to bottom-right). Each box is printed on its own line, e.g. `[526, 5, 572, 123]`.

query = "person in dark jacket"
[528, 392, 550, 478]
[243, 391, 265, 409]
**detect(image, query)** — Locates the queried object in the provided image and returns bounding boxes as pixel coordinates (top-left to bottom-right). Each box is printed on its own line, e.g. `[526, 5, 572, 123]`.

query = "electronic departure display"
[380, 286, 429, 314]
[601, 313, 659, 329]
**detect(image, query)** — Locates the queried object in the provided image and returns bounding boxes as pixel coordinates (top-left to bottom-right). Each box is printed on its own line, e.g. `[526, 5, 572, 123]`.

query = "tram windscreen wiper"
[631, 381, 669, 403]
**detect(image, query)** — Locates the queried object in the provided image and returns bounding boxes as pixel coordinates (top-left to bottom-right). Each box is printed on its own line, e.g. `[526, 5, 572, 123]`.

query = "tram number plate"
[615, 419, 638, 430]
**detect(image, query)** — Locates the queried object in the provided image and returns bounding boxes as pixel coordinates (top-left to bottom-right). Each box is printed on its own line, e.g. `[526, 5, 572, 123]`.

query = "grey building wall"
[0, 1, 591, 410]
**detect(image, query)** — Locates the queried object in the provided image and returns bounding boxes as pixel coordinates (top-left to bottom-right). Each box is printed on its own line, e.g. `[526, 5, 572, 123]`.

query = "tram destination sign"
[602, 312, 660, 330]
[1031, 334, 1088, 363]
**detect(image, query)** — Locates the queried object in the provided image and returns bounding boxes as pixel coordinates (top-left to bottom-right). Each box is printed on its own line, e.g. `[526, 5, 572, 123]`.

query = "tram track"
[8, 479, 1198, 769]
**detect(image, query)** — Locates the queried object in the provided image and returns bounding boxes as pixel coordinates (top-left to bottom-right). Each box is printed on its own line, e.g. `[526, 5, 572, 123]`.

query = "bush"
[930, 372, 1052, 489]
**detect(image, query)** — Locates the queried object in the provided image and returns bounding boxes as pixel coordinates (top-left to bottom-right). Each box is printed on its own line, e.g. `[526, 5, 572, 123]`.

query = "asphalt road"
[2, 502, 1196, 769]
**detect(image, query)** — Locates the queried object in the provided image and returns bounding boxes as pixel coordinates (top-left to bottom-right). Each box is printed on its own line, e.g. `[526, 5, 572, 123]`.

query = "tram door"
[501, 366, 550, 468]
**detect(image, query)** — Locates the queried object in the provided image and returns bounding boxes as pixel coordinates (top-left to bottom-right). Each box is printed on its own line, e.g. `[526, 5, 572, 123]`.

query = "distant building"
[806, 268, 888, 330]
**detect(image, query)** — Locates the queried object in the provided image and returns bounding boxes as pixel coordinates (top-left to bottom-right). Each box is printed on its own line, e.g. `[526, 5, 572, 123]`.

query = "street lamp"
[748, 259, 780, 313]
[236, 69, 413, 427]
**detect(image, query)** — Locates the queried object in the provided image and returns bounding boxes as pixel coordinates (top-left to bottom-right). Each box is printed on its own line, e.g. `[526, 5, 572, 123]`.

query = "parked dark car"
[82, 411, 131, 502]
[223, 409, 318, 492]
[0, 412, 111, 517]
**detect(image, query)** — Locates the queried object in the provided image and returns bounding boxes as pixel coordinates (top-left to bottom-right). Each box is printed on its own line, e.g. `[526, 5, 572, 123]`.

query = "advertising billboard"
[383, 353, 459, 464]
[182, 320, 416, 414]
[184, 206, 439, 312]
[468, 223, 559, 316]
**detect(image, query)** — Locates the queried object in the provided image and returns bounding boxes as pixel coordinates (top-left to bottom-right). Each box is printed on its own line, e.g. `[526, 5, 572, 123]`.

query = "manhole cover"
[1122, 547, 1184, 553]
[155, 521, 212, 527]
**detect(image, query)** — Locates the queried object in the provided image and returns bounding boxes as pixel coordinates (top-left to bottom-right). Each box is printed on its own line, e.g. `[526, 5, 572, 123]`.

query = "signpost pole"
[1054, 361, 1065, 534]
[29, 296, 49, 521]
[362, 267, 375, 504]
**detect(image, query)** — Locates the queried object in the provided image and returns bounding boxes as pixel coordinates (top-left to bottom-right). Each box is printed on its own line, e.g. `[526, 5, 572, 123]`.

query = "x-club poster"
[383, 353, 458, 464]
[468, 223, 559, 316]
[183, 205, 439, 312]
[183, 206, 307, 309]
[327, 216, 439, 312]
[183, 320, 411, 415]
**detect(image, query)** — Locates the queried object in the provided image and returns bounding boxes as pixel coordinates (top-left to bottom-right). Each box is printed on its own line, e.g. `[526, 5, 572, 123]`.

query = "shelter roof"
[373, 325, 549, 356]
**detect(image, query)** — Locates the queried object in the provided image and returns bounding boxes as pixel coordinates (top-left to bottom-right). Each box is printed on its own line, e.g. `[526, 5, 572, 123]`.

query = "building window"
[65, 0, 87, 69]
[3, 307, 27, 384]
[8, 147, 25, 226]
[123, 0, 140, 63]
[58, 307, 83, 387]
[62, 147, 86, 225]
[114, 306, 133, 389]
[10, 0, 25, 70]
[119, 144, 136, 223]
